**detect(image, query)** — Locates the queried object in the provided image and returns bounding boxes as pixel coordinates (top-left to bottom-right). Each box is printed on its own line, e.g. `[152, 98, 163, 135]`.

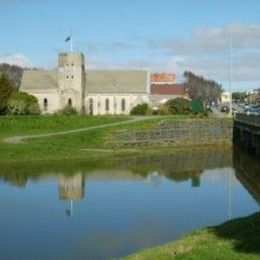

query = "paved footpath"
[2, 116, 153, 144]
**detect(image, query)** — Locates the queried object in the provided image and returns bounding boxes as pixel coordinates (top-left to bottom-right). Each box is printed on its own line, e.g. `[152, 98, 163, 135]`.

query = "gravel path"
[2, 116, 151, 144]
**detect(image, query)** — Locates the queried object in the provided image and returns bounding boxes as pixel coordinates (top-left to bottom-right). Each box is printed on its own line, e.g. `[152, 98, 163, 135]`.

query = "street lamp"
[229, 25, 257, 116]
[229, 29, 233, 116]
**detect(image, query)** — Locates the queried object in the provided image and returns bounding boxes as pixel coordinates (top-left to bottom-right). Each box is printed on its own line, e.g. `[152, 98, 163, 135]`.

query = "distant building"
[20, 53, 187, 114]
[150, 73, 188, 107]
[221, 92, 232, 103]
[150, 73, 176, 83]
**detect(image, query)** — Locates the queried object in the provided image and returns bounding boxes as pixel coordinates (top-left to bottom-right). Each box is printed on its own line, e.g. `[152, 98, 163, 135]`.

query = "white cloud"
[0, 53, 34, 67]
[148, 22, 260, 54]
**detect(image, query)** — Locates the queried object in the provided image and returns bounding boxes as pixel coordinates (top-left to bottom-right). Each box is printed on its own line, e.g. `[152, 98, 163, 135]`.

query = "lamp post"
[229, 26, 257, 116]
[229, 29, 233, 116]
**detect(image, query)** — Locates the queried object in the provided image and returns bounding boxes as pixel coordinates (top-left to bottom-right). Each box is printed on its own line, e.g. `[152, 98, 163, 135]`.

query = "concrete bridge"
[233, 113, 260, 153]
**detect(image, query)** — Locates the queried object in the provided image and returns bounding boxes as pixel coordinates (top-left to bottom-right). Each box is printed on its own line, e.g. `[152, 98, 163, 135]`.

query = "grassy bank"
[0, 115, 129, 137]
[0, 115, 231, 162]
[126, 213, 260, 260]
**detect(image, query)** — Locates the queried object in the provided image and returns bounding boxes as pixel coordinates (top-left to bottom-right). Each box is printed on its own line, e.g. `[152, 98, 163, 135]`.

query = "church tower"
[58, 52, 85, 112]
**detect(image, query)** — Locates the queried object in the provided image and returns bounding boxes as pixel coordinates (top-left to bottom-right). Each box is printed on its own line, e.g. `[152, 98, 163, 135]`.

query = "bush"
[130, 103, 149, 115]
[158, 104, 171, 115]
[55, 105, 79, 116]
[7, 91, 40, 115]
[166, 98, 191, 114]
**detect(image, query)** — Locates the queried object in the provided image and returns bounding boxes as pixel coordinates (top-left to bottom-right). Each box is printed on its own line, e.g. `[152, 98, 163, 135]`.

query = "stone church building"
[20, 52, 186, 114]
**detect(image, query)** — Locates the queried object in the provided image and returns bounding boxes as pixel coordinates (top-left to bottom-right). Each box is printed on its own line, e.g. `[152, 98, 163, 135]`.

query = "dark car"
[220, 106, 230, 113]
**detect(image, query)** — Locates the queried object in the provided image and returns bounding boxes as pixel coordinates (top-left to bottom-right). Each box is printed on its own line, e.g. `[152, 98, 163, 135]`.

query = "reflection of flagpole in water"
[66, 200, 74, 217]
[228, 169, 232, 220]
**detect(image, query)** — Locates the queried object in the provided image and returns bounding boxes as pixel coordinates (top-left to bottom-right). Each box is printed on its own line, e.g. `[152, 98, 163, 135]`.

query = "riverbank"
[0, 115, 232, 162]
[126, 212, 260, 259]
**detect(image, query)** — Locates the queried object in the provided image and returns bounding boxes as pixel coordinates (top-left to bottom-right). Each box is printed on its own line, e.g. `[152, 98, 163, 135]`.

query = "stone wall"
[109, 119, 233, 147]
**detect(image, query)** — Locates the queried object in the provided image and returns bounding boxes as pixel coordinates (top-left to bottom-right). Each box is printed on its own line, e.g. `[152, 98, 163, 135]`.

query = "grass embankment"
[0, 115, 129, 137]
[0, 115, 192, 162]
[126, 213, 260, 260]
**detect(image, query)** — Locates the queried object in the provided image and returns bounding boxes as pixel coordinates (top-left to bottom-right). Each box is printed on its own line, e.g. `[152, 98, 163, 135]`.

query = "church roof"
[20, 69, 148, 94]
[86, 70, 148, 94]
[20, 70, 58, 90]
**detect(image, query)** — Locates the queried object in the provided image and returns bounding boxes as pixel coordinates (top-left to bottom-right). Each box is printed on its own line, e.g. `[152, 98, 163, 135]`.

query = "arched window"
[105, 98, 110, 112]
[89, 98, 93, 115]
[68, 98, 72, 107]
[121, 98, 126, 112]
[43, 98, 48, 111]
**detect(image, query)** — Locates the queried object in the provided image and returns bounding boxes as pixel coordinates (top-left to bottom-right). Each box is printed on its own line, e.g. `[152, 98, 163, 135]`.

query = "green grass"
[0, 115, 231, 162]
[0, 115, 129, 137]
[126, 213, 260, 260]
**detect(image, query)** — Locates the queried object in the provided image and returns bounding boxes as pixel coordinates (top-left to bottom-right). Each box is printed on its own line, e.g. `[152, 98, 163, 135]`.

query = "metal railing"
[235, 113, 260, 127]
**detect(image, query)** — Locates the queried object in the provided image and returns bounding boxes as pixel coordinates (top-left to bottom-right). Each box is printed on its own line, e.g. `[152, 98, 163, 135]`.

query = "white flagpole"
[70, 31, 73, 52]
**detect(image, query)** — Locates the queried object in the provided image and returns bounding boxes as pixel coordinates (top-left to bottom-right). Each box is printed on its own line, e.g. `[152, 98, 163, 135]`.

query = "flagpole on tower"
[65, 30, 74, 53]
[70, 30, 73, 53]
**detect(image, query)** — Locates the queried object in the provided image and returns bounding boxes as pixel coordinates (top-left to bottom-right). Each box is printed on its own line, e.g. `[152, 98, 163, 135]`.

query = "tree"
[184, 71, 222, 108]
[166, 98, 191, 114]
[0, 74, 16, 115]
[232, 92, 248, 103]
[7, 91, 40, 115]
[0, 63, 23, 88]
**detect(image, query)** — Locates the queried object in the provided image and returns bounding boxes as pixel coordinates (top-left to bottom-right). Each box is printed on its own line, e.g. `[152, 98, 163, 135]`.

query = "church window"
[66, 75, 69, 79]
[71, 76, 74, 79]
[43, 98, 48, 111]
[68, 98, 72, 107]
[121, 99, 126, 112]
[71, 63, 74, 66]
[105, 98, 110, 112]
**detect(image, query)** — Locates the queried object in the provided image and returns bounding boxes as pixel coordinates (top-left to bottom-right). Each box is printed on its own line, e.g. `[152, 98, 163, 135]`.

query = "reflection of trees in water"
[117, 148, 232, 182]
[1, 172, 28, 187]
[233, 146, 260, 204]
[0, 148, 233, 188]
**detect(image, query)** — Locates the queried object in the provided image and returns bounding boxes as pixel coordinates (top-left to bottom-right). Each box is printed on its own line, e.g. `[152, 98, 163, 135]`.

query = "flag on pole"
[65, 36, 71, 42]
[65, 31, 73, 52]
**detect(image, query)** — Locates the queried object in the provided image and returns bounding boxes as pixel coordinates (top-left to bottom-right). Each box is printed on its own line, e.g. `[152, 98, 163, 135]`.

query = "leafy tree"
[166, 98, 191, 114]
[0, 63, 23, 88]
[184, 71, 222, 108]
[130, 103, 149, 115]
[7, 91, 40, 115]
[232, 92, 248, 103]
[0, 74, 16, 115]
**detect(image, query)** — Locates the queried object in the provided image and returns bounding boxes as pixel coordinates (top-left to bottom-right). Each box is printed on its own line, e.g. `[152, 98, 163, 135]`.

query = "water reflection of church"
[58, 173, 85, 217]
[56, 169, 202, 217]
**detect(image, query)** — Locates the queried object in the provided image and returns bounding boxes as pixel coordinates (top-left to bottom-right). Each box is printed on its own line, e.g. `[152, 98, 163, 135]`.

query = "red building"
[151, 83, 187, 96]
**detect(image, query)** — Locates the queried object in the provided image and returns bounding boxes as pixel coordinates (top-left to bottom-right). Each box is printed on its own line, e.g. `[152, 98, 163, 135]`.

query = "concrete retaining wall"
[109, 119, 233, 147]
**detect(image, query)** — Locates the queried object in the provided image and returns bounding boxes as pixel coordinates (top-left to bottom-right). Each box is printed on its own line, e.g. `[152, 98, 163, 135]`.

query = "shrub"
[55, 105, 78, 116]
[158, 104, 171, 115]
[130, 103, 149, 115]
[166, 98, 191, 114]
[7, 91, 40, 115]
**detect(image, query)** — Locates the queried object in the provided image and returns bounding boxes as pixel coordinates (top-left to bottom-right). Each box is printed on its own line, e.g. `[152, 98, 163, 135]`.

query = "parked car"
[220, 105, 230, 113]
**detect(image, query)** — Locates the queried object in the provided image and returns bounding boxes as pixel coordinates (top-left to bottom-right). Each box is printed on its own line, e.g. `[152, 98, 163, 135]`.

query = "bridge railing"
[235, 113, 260, 127]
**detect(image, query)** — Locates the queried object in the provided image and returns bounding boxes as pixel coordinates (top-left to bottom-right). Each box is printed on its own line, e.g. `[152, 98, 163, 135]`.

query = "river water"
[0, 148, 259, 259]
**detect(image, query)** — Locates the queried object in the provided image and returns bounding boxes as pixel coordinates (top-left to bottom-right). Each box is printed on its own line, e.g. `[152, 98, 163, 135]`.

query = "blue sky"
[0, 0, 260, 91]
